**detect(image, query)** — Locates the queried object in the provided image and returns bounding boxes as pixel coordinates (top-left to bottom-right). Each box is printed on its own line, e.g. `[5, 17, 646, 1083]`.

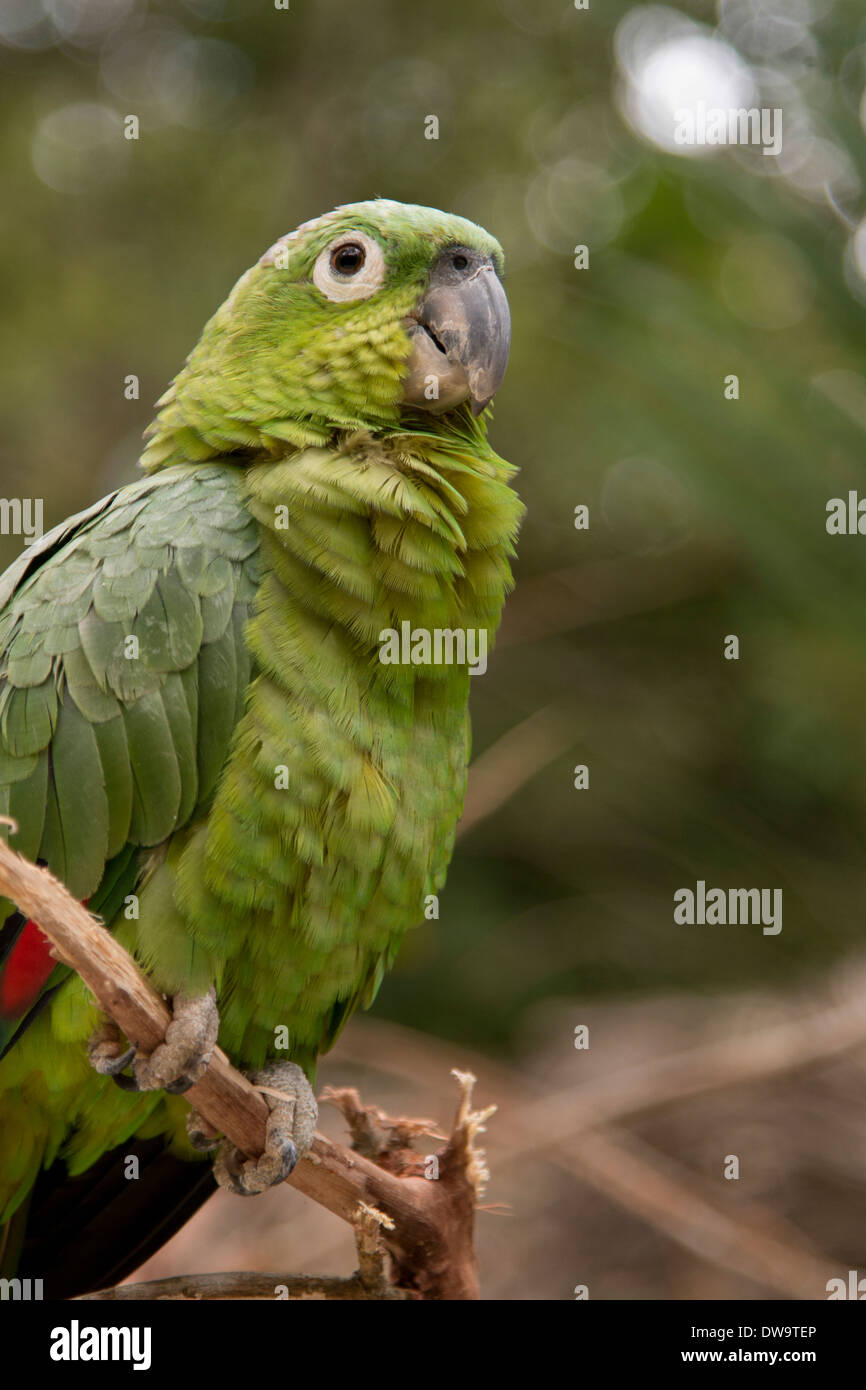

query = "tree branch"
[0, 828, 485, 1300]
[80, 1271, 380, 1301]
[79, 1203, 409, 1301]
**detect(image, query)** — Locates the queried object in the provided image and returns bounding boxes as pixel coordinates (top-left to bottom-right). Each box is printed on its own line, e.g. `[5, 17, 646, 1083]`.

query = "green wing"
[0, 464, 260, 1035]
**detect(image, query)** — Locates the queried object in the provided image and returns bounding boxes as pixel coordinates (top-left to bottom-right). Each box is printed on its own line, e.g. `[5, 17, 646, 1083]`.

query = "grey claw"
[99, 1044, 137, 1077]
[89, 992, 218, 1096]
[113, 1062, 197, 1095]
[111, 1069, 142, 1092]
[186, 1109, 221, 1152]
[164, 1073, 196, 1095]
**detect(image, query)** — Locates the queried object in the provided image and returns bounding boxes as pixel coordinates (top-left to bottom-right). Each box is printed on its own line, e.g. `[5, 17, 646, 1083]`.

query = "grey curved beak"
[403, 249, 511, 416]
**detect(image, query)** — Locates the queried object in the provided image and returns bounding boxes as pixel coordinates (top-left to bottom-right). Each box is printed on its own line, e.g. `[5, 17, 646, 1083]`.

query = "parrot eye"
[313, 231, 386, 303]
[331, 243, 365, 275]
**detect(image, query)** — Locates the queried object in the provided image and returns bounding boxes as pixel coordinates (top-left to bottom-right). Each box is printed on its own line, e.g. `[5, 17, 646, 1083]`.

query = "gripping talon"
[164, 1073, 196, 1095]
[88, 1021, 137, 1077]
[95, 1044, 137, 1077]
[111, 1071, 143, 1093]
[87, 988, 219, 1094]
[212, 1061, 316, 1197]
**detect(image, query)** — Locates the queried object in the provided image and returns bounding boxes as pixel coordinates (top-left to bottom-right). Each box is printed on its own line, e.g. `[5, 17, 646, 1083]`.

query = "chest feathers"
[170, 434, 522, 1068]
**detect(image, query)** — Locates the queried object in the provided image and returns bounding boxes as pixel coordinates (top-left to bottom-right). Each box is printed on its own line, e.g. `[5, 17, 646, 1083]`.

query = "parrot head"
[142, 199, 511, 470]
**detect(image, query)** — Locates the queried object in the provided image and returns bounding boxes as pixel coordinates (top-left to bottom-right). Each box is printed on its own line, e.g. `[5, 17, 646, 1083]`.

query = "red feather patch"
[0, 919, 56, 1018]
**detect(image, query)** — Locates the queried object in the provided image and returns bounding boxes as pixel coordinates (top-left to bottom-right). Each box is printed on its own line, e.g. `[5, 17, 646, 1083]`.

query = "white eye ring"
[312, 231, 386, 302]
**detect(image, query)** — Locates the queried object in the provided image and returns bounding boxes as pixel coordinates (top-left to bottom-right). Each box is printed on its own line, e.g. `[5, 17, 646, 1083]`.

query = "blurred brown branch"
[565, 1127, 837, 1299]
[497, 545, 735, 649]
[460, 704, 575, 837]
[517, 993, 866, 1145]
[342, 986, 866, 1150]
[338, 1011, 858, 1299]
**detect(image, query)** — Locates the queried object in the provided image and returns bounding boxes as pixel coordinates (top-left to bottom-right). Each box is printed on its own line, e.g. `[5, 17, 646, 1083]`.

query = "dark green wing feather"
[0, 464, 260, 1048]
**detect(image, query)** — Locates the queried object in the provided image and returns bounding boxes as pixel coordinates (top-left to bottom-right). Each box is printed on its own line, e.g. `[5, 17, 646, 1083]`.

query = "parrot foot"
[88, 988, 219, 1095]
[208, 1061, 318, 1196]
[186, 1108, 220, 1153]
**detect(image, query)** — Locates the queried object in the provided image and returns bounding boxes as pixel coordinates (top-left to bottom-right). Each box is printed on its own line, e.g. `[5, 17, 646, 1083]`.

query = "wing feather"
[0, 465, 261, 1038]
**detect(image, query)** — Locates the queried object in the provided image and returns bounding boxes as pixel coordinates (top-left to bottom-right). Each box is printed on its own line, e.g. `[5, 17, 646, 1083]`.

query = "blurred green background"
[2, 0, 866, 1067]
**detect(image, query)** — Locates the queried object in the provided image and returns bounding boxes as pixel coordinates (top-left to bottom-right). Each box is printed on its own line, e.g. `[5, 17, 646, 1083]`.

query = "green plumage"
[0, 200, 522, 1252]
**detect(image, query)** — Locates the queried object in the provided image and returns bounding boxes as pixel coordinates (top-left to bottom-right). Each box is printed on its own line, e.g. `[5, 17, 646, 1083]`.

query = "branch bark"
[80, 1272, 381, 1301]
[0, 830, 485, 1300]
[80, 1203, 409, 1301]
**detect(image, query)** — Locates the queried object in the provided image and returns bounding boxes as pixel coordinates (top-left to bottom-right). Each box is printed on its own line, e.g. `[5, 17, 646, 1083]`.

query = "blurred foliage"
[2, 0, 866, 1061]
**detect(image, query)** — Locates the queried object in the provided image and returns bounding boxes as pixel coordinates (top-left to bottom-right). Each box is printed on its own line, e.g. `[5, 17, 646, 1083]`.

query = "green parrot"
[0, 199, 521, 1297]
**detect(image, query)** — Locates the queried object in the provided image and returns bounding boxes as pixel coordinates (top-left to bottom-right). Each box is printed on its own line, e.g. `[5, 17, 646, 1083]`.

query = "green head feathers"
[142, 199, 510, 471]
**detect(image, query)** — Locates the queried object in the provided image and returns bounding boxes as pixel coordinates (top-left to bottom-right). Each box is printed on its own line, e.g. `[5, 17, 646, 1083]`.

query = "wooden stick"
[81, 1204, 409, 1301]
[0, 829, 482, 1300]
